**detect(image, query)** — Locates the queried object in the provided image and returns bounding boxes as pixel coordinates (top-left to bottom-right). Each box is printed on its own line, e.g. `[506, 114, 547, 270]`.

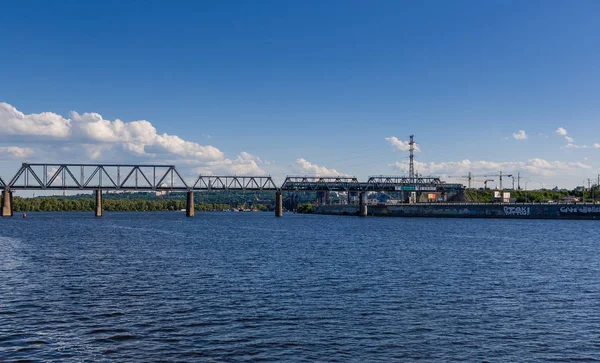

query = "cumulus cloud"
[391, 158, 591, 177]
[512, 130, 527, 140]
[385, 136, 420, 152]
[193, 152, 266, 176]
[0, 102, 71, 138]
[0, 102, 266, 175]
[295, 158, 345, 176]
[0, 146, 34, 159]
[594, 143, 600, 149]
[67, 110, 224, 161]
[556, 127, 568, 136]
[565, 136, 574, 143]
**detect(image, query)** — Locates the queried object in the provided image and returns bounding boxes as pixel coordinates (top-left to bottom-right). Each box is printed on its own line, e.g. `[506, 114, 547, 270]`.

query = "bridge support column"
[95, 189, 102, 217]
[186, 191, 195, 217]
[275, 191, 283, 217]
[359, 192, 367, 217]
[2, 189, 13, 217]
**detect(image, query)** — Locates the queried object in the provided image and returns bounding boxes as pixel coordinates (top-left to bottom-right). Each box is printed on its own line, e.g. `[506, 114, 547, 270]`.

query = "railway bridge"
[0, 163, 463, 218]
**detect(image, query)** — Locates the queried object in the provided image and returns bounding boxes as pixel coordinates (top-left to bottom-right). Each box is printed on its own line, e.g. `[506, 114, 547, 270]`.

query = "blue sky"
[1, 0, 599, 189]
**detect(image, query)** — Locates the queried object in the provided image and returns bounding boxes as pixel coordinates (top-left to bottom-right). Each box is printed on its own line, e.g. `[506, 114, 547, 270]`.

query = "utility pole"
[517, 172, 521, 190]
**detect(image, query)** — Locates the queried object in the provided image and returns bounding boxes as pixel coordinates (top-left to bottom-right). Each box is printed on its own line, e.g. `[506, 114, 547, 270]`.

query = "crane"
[448, 172, 474, 189]
[448, 174, 496, 190]
[482, 171, 513, 190]
[482, 179, 494, 190]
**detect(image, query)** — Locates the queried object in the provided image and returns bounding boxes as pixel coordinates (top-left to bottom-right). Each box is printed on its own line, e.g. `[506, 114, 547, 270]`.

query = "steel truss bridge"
[0, 164, 463, 192]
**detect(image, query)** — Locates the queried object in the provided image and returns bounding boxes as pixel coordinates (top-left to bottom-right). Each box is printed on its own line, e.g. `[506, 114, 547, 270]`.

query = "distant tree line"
[466, 188, 599, 203]
[12, 197, 236, 212]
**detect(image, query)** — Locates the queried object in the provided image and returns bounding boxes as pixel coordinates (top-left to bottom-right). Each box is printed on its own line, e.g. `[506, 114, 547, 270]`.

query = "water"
[2, 212, 600, 361]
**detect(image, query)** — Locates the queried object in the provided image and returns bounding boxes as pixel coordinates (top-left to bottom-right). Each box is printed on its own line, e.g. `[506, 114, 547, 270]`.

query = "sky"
[1, 0, 600, 190]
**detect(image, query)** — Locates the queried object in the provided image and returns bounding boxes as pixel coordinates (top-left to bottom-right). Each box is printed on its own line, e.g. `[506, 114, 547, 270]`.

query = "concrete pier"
[2, 189, 13, 217]
[95, 189, 102, 217]
[359, 192, 367, 217]
[275, 191, 283, 217]
[186, 191, 195, 217]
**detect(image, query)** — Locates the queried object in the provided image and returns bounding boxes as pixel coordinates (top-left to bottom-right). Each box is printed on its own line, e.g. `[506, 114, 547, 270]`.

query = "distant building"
[155, 183, 169, 196]
[561, 196, 580, 203]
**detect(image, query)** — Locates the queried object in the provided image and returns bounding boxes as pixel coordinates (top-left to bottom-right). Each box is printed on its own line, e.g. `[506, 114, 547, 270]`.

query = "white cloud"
[556, 127, 568, 136]
[0, 102, 266, 175]
[295, 158, 345, 176]
[193, 152, 266, 176]
[391, 158, 591, 177]
[0, 102, 71, 138]
[512, 130, 527, 140]
[565, 136, 574, 143]
[68, 110, 224, 161]
[0, 146, 34, 159]
[385, 136, 420, 152]
[565, 143, 588, 149]
[594, 143, 600, 149]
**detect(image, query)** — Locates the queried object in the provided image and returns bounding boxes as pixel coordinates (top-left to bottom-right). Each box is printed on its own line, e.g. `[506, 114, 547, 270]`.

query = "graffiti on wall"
[503, 206, 531, 216]
[559, 206, 600, 214]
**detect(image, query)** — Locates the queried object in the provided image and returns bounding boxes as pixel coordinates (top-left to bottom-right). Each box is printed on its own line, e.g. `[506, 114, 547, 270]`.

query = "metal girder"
[367, 175, 443, 185]
[192, 175, 278, 191]
[280, 175, 464, 192]
[7, 163, 189, 191]
[364, 175, 463, 191]
[280, 176, 363, 191]
[0, 176, 5, 188]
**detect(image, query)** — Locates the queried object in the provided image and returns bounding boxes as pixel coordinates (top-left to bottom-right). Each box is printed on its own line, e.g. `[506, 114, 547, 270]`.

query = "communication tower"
[409, 135, 415, 181]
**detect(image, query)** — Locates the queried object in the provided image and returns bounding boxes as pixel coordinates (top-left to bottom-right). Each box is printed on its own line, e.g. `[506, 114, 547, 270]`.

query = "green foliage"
[12, 196, 233, 212]
[296, 203, 314, 214]
[466, 189, 598, 203]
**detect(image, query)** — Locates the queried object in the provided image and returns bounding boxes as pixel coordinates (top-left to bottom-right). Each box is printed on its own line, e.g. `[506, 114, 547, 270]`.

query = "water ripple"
[1, 212, 600, 361]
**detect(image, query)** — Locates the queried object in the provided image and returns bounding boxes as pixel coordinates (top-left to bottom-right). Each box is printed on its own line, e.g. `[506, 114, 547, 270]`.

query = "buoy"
[23, 213, 27, 219]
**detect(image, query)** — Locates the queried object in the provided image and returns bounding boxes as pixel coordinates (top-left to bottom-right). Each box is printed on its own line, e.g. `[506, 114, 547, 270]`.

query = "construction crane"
[482, 171, 513, 190]
[508, 173, 523, 190]
[482, 179, 494, 190]
[448, 172, 474, 189]
[448, 175, 495, 190]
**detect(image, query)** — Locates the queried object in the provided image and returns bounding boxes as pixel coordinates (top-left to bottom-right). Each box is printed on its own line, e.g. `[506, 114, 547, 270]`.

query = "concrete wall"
[316, 203, 600, 220]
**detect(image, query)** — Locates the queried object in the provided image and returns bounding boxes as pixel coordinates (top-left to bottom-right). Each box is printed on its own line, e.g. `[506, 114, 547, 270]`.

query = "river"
[1, 212, 600, 361]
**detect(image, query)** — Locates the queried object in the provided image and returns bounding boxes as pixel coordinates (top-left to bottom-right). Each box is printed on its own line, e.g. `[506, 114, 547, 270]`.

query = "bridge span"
[1, 163, 463, 217]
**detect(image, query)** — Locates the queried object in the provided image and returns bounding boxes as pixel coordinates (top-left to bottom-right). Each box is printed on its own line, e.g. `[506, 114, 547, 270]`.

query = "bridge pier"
[359, 192, 367, 217]
[95, 189, 102, 217]
[275, 191, 283, 217]
[186, 191, 195, 217]
[2, 189, 13, 217]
